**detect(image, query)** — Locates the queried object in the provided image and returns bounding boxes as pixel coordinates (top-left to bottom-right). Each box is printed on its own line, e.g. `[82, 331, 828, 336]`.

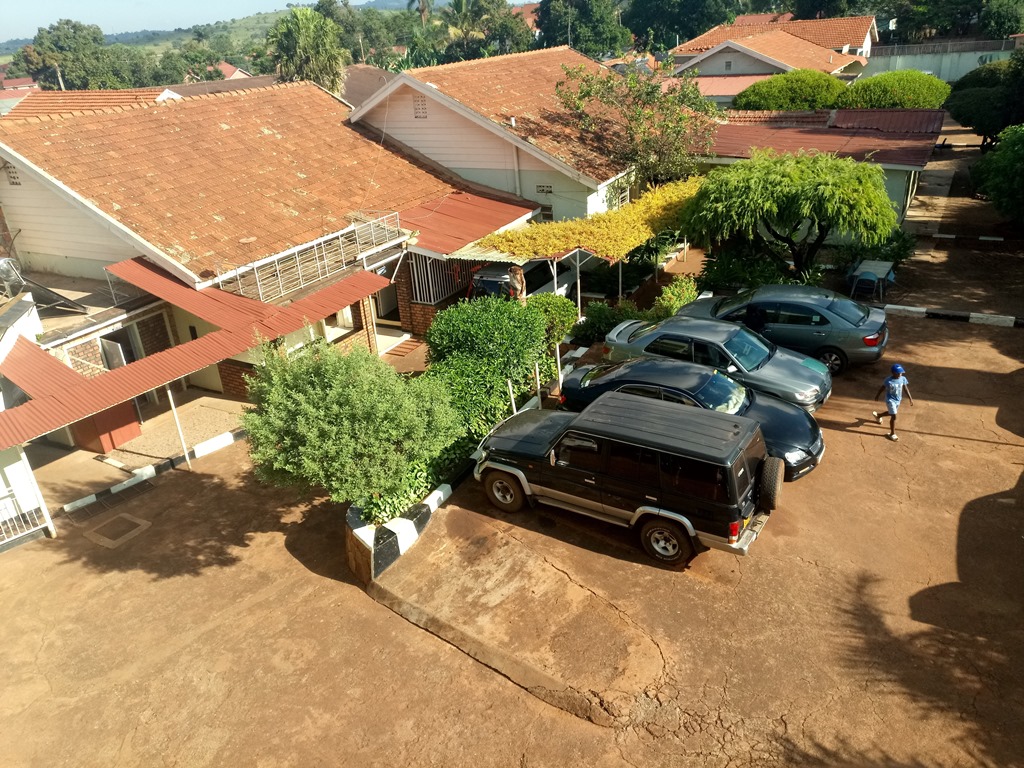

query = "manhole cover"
[93, 515, 142, 540]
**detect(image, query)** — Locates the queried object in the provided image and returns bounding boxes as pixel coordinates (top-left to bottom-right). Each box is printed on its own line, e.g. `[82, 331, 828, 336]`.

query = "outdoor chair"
[850, 271, 880, 301]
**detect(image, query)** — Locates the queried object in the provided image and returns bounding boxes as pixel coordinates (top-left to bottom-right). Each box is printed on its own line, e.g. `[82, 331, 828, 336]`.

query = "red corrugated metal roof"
[106, 257, 270, 330]
[0, 269, 389, 450]
[401, 191, 535, 254]
[832, 108, 946, 134]
[0, 337, 89, 397]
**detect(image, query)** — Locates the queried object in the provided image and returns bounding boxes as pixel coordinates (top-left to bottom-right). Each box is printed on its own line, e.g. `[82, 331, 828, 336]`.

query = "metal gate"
[0, 484, 54, 546]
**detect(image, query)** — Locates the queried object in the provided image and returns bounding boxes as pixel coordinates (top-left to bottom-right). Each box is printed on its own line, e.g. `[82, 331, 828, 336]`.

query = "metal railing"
[409, 252, 469, 305]
[873, 39, 1015, 56]
[215, 212, 406, 303]
[0, 488, 53, 546]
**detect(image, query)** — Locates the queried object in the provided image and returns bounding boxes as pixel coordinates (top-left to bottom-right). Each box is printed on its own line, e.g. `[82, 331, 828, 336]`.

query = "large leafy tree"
[981, 0, 1024, 37]
[483, 3, 536, 55]
[556, 63, 719, 187]
[733, 70, 849, 110]
[793, 0, 849, 19]
[841, 70, 951, 109]
[11, 19, 106, 89]
[975, 125, 1024, 223]
[946, 49, 1024, 148]
[440, 0, 490, 60]
[681, 151, 898, 278]
[243, 341, 463, 507]
[623, 0, 732, 52]
[267, 7, 349, 91]
[536, 0, 632, 57]
[407, 0, 436, 29]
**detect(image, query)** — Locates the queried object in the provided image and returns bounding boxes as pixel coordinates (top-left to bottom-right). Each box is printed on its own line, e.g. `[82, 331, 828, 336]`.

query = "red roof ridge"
[408, 46, 584, 76]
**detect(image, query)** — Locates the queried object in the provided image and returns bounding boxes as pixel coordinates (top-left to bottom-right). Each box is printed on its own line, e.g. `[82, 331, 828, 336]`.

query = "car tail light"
[602, 345, 611, 357]
[559, 393, 566, 405]
[863, 331, 881, 347]
[728, 520, 740, 544]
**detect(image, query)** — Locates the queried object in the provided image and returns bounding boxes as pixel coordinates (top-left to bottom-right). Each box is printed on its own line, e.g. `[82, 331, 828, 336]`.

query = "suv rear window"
[661, 452, 730, 503]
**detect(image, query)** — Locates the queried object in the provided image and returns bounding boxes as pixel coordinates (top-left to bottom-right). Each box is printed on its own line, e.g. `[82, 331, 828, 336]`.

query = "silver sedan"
[603, 316, 832, 411]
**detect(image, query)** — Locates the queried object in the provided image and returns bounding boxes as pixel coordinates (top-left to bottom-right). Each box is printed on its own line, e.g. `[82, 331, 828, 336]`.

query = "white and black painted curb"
[884, 304, 1024, 328]
[59, 428, 249, 517]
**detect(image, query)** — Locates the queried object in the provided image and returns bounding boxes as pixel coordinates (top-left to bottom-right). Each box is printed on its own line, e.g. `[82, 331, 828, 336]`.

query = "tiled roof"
[0, 82, 535, 279]
[405, 47, 629, 181]
[694, 75, 773, 97]
[722, 108, 946, 134]
[717, 30, 867, 72]
[342, 64, 397, 109]
[674, 16, 877, 54]
[4, 87, 165, 118]
[0, 268, 389, 451]
[514, 3, 540, 31]
[0, 77, 37, 89]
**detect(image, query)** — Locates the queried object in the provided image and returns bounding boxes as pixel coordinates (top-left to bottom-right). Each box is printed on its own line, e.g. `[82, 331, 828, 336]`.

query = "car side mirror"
[727, 364, 738, 374]
[549, 450, 556, 467]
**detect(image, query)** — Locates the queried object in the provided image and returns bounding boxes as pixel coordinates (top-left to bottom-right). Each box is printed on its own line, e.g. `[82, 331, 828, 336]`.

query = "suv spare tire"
[759, 457, 784, 512]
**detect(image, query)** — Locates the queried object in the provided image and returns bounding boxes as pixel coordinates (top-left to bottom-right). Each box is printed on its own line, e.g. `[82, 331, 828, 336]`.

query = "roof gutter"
[0, 141, 203, 288]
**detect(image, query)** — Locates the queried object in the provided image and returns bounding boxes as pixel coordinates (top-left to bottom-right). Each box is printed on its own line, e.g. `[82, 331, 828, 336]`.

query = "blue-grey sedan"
[603, 316, 832, 411]
[675, 285, 888, 374]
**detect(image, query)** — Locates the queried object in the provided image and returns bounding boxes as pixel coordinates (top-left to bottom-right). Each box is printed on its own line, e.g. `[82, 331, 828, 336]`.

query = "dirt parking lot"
[1, 316, 1022, 767]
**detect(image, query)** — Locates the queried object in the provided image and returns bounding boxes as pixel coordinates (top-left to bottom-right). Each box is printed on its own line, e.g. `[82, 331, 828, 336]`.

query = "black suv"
[474, 392, 784, 566]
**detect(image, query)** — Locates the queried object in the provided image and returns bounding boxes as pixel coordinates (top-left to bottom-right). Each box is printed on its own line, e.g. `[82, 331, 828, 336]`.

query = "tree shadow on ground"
[47, 458, 359, 586]
[781, 471, 1024, 767]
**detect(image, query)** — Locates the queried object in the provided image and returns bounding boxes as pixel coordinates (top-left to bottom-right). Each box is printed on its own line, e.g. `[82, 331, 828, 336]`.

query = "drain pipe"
[165, 384, 192, 470]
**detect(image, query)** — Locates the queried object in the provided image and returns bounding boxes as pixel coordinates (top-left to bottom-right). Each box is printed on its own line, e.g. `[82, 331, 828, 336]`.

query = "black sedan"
[560, 357, 825, 481]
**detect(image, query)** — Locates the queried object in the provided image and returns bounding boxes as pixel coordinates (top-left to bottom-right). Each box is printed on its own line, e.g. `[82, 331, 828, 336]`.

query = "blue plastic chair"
[851, 271, 879, 301]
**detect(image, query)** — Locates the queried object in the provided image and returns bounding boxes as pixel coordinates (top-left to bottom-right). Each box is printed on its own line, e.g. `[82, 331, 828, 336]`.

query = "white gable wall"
[0, 169, 138, 279]
[690, 50, 787, 76]
[361, 88, 599, 221]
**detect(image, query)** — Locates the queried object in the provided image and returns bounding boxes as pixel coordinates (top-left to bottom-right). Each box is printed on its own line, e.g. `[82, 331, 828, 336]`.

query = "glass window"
[661, 453, 729, 502]
[606, 442, 660, 484]
[645, 336, 693, 361]
[828, 297, 869, 325]
[691, 371, 747, 414]
[692, 341, 730, 368]
[723, 328, 772, 370]
[661, 391, 699, 407]
[555, 433, 604, 473]
[524, 263, 552, 293]
[776, 303, 829, 327]
[618, 385, 663, 400]
[712, 290, 755, 317]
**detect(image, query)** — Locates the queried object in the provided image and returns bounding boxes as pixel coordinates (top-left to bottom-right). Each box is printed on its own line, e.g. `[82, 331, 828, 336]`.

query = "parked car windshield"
[628, 320, 663, 343]
[692, 372, 748, 415]
[828, 297, 870, 325]
[723, 328, 773, 370]
[580, 364, 619, 386]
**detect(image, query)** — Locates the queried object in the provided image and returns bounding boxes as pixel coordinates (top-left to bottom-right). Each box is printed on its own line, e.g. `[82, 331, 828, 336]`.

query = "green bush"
[945, 86, 1013, 143]
[572, 300, 649, 345]
[651, 275, 699, 318]
[527, 293, 579, 350]
[841, 70, 951, 109]
[951, 59, 1010, 92]
[425, 296, 548, 385]
[243, 341, 464, 519]
[976, 124, 1024, 223]
[733, 69, 848, 111]
[827, 230, 917, 271]
[694, 241, 825, 293]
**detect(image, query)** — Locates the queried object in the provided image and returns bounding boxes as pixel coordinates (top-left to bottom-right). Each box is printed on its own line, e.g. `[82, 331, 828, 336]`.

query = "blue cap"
[891, 364, 905, 374]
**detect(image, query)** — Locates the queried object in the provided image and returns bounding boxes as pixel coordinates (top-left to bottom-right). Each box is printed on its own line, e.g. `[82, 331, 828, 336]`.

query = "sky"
[5, 1, 313, 42]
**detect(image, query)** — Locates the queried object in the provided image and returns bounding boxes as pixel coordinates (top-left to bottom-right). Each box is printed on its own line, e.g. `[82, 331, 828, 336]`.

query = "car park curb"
[58, 427, 249, 519]
[884, 304, 1023, 328]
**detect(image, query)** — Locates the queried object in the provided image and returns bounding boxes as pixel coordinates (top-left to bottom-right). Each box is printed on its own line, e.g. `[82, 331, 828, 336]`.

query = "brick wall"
[65, 339, 106, 378]
[217, 359, 253, 399]
[135, 312, 173, 356]
[395, 259, 414, 334]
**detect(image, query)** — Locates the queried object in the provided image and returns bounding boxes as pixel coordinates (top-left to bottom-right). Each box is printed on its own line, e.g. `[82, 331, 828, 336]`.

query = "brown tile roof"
[342, 64, 397, 109]
[694, 75, 773, 98]
[674, 16, 877, 54]
[0, 82, 535, 279]
[514, 3, 540, 31]
[5, 87, 166, 118]
[712, 108, 942, 168]
[716, 30, 866, 72]
[405, 47, 629, 181]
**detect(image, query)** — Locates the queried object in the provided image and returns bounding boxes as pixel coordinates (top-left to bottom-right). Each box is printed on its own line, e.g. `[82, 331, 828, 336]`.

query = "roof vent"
[510, 116, 516, 128]
[829, 54, 834, 63]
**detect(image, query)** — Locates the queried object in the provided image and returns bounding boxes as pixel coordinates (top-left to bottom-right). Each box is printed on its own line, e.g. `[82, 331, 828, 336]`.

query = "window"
[692, 341, 729, 368]
[661, 453, 729, 502]
[661, 391, 700, 407]
[724, 60, 733, 72]
[536, 184, 553, 194]
[539, 205, 554, 221]
[645, 336, 693, 361]
[524, 262, 553, 293]
[555, 433, 604, 473]
[413, 93, 428, 119]
[615, 186, 629, 209]
[4, 165, 21, 186]
[605, 441, 660, 485]
[776, 303, 829, 327]
[618, 385, 663, 400]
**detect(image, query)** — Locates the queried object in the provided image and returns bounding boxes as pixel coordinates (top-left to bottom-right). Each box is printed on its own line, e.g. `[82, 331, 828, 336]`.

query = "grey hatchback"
[675, 285, 888, 374]
[603, 316, 832, 412]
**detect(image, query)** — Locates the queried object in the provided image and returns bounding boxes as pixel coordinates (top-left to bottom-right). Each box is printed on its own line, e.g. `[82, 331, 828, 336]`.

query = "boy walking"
[873, 364, 914, 441]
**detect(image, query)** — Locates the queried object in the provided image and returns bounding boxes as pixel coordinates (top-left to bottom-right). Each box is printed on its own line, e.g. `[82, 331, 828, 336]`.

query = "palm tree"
[440, 0, 489, 59]
[407, 0, 435, 30]
[267, 8, 347, 93]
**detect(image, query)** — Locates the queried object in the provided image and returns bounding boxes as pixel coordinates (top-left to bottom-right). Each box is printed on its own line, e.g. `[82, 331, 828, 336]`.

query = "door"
[540, 431, 605, 513]
[762, 302, 832, 354]
[659, 452, 732, 539]
[600, 440, 661, 520]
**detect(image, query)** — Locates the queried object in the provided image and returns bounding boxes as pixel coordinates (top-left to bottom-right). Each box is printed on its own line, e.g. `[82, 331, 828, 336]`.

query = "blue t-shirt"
[884, 375, 908, 407]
